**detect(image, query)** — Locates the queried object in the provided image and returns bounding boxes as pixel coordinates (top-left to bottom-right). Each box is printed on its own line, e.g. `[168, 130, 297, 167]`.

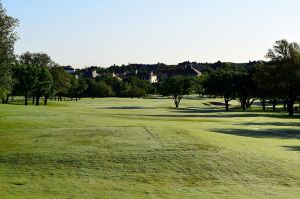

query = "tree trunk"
[174, 96, 181, 108]
[225, 98, 229, 111]
[174, 99, 179, 108]
[283, 101, 287, 111]
[272, 101, 276, 112]
[241, 100, 246, 111]
[25, 93, 28, 105]
[261, 99, 266, 111]
[36, 95, 40, 106]
[246, 98, 255, 108]
[44, 96, 49, 105]
[287, 99, 295, 117]
[242, 104, 246, 111]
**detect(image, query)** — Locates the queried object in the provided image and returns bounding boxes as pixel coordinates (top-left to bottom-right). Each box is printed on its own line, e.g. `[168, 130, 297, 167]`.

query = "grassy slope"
[0, 98, 299, 199]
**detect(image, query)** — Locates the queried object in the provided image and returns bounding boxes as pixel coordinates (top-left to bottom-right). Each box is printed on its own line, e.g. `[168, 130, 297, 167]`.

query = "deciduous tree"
[160, 76, 194, 108]
[266, 39, 300, 116]
[0, 2, 18, 102]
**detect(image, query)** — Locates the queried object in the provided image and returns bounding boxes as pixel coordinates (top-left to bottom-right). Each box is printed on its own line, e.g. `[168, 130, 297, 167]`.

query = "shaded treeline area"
[159, 40, 300, 117]
[11, 54, 155, 105]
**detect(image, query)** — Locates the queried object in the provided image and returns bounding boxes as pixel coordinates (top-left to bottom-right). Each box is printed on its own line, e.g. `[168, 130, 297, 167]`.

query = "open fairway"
[0, 98, 299, 199]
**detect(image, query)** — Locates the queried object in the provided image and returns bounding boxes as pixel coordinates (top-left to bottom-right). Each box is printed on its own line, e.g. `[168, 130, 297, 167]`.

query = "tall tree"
[34, 66, 53, 106]
[203, 69, 236, 111]
[50, 66, 72, 101]
[251, 63, 279, 111]
[194, 76, 206, 97]
[19, 52, 54, 105]
[91, 81, 114, 98]
[0, 2, 18, 102]
[12, 64, 39, 105]
[234, 72, 256, 111]
[266, 39, 300, 116]
[67, 78, 88, 101]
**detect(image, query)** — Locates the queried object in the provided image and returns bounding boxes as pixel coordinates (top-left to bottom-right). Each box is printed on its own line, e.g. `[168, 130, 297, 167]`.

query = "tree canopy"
[266, 39, 300, 116]
[159, 76, 194, 108]
[0, 2, 18, 102]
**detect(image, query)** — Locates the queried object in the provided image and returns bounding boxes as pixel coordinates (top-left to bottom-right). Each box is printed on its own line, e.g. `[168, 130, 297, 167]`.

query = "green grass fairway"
[0, 98, 299, 198]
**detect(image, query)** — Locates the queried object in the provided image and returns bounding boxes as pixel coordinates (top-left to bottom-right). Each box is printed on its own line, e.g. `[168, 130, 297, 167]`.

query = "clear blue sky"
[2, 0, 300, 68]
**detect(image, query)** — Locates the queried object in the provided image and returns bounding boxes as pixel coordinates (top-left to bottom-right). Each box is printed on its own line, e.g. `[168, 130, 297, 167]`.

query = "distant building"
[149, 72, 158, 83]
[111, 63, 200, 83]
[80, 69, 99, 79]
[113, 70, 158, 83]
[136, 71, 158, 83]
[112, 73, 123, 81]
[63, 66, 75, 74]
[158, 65, 202, 80]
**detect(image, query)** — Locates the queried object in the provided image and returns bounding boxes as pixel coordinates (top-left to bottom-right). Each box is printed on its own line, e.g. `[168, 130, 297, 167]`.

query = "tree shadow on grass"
[211, 128, 300, 139]
[241, 122, 300, 127]
[5, 100, 26, 106]
[171, 108, 300, 119]
[173, 107, 226, 114]
[170, 107, 300, 117]
[116, 112, 300, 119]
[100, 106, 146, 110]
[282, 146, 300, 152]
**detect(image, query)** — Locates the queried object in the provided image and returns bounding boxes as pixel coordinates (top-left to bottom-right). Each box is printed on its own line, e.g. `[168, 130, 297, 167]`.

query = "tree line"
[160, 39, 300, 116]
[9, 39, 299, 117]
[10, 52, 156, 105]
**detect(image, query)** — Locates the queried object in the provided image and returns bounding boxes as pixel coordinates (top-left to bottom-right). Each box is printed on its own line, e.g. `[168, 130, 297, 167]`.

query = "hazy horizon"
[3, 0, 300, 68]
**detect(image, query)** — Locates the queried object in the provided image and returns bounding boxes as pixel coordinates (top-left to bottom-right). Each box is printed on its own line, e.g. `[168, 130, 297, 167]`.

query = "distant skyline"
[3, 0, 300, 68]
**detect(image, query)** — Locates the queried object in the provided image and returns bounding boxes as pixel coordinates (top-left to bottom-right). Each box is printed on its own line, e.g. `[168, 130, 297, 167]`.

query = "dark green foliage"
[67, 78, 88, 101]
[92, 76, 152, 98]
[91, 81, 114, 98]
[12, 64, 39, 105]
[16, 52, 54, 105]
[250, 63, 278, 111]
[19, 52, 53, 68]
[203, 68, 237, 111]
[159, 76, 194, 108]
[266, 39, 300, 116]
[122, 77, 151, 98]
[13, 62, 55, 106]
[193, 76, 206, 97]
[125, 76, 152, 91]
[234, 72, 256, 111]
[100, 77, 128, 97]
[0, 2, 18, 102]
[50, 67, 72, 100]
[127, 87, 147, 99]
[34, 66, 53, 106]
